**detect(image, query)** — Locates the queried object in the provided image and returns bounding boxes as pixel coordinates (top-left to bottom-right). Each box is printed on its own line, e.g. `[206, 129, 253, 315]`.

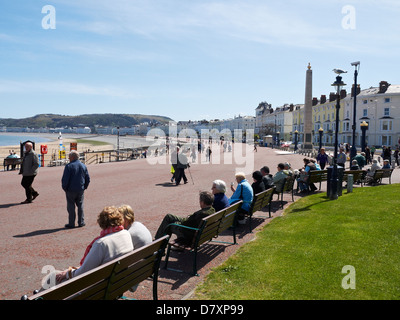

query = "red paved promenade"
[0, 145, 397, 300]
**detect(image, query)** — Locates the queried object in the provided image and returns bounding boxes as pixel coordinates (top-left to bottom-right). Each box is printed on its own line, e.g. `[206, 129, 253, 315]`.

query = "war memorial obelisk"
[303, 63, 314, 150]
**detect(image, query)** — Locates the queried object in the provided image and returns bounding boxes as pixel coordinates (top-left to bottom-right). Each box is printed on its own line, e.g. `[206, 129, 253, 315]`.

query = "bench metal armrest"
[166, 223, 200, 232]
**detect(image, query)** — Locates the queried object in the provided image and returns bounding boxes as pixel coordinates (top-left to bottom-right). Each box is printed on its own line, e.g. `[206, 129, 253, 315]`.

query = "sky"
[1, 0, 399, 122]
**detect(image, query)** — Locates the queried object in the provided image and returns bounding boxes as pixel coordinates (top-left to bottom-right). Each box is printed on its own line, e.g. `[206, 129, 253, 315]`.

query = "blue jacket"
[213, 193, 230, 213]
[62, 160, 90, 192]
[229, 179, 254, 212]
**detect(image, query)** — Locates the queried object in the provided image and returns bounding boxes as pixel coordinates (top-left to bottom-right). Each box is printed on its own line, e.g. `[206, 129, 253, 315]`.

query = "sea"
[0, 134, 52, 147]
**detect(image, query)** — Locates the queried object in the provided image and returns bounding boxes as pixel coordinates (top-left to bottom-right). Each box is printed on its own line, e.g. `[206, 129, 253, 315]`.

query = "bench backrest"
[249, 189, 269, 214]
[3, 158, 22, 165]
[196, 201, 243, 248]
[308, 170, 328, 183]
[343, 170, 366, 181]
[381, 168, 394, 178]
[26, 236, 169, 300]
[261, 187, 275, 208]
[282, 175, 296, 192]
[373, 170, 383, 179]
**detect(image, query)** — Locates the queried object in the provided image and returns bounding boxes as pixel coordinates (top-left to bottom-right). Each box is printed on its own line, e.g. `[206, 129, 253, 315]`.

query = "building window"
[384, 108, 390, 116]
[384, 98, 391, 103]
[381, 120, 392, 131]
[381, 135, 392, 146]
[363, 109, 368, 117]
[363, 100, 368, 104]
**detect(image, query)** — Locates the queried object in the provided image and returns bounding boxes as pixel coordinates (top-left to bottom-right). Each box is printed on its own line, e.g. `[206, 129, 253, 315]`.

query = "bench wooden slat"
[308, 170, 328, 184]
[24, 236, 169, 300]
[370, 168, 394, 185]
[343, 170, 367, 186]
[242, 187, 275, 232]
[3, 157, 22, 170]
[106, 259, 156, 299]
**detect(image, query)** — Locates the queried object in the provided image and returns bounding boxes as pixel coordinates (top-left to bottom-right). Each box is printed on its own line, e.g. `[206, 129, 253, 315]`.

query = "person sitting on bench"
[154, 191, 215, 244]
[55, 206, 133, 284]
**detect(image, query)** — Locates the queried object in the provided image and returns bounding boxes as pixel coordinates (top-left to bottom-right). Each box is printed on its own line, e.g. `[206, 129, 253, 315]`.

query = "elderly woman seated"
[211, 179, 229, 212]
[54, 206, 133, 284]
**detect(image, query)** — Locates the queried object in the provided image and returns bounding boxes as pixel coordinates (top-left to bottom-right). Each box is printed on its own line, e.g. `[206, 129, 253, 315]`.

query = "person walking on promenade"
[62, 150, 90, 228]
[365, 146, 371, 164]
[19, 142, 40, 204]
[337, 147, 347, 168]
[394, 147, 399, 167]
[316, 148, 329, 170]
[171, 146, 189, 185]
[206, 146, 212, 162]
[370, 145, 376, 160]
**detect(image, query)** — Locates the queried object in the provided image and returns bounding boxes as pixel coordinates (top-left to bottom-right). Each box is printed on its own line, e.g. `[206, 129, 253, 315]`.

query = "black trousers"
[21, 175, 38, 201]
[175, 168, 187, 185]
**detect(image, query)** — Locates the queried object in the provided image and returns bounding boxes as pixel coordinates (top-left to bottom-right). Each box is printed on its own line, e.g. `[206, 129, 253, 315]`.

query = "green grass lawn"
[194, 185, 400, 300]
[75, 139, 111, 146]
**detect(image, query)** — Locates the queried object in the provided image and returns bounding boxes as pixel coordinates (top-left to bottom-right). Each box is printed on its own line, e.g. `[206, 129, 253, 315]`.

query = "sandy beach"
[0, 133, 122, 164]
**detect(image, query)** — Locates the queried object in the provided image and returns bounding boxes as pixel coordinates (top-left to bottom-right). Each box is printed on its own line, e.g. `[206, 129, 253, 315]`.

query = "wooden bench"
[246, 187, 276, 232]
[308, 169, 328, 191]
[164, 201, 243, 276]
[273, 174, 296, 208]
[3, 157, 22, 171]
[343, 170, 367, 187]
[21, 236, 169, 300]
[370, 168, 394, 185]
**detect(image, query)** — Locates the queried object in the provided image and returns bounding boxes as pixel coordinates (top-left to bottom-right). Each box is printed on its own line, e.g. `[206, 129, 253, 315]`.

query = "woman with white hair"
[211, 180, 229, 212]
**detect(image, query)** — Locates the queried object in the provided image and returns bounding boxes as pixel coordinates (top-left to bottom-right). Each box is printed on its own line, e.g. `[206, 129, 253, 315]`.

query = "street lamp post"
[318, 127, 324, 153]
[360, 121, 368, 152]
[276, 131, 280, 147]
[329, 73, 346, 200]
[117, 126, 120, 161]
[294, 130, 299, 152]
[350, 61, 360, 163]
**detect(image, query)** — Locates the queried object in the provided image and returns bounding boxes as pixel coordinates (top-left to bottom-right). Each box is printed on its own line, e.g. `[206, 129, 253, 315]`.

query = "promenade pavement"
[0, 144, 398, 300]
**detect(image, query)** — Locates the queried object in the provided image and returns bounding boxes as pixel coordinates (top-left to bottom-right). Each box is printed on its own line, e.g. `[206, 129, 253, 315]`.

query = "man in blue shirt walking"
[62, 150, 90, 228]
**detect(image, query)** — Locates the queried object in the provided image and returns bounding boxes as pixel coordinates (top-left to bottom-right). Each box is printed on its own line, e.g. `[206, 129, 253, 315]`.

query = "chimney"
[379, 81, 390, 94]
[329, 92, 336, 102]
[320, 95, 326, 104]
[312, 97, 319, 106]
[340, 89, 347, 99]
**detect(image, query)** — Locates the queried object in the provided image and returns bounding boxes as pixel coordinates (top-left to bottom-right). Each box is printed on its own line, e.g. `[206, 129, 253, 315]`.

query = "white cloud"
[0, 79, 136, 98]
[55, 0, 379, 52]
